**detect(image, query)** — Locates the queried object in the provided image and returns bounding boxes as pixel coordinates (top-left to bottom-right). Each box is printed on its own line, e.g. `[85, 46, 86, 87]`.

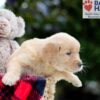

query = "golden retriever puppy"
[2, 32, 83, 100]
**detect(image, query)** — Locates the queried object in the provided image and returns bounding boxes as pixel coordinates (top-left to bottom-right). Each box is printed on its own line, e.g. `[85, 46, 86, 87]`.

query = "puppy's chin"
[53, 65, 83, 73]
[70, 66, 83, 73]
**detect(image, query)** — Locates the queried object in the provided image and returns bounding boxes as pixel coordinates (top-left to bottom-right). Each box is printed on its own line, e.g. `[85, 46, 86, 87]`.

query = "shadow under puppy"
[2, 32, 83, 100]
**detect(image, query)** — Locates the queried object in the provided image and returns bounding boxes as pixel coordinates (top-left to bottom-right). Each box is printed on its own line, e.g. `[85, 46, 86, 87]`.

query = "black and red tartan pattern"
[0, 74, 46, 100]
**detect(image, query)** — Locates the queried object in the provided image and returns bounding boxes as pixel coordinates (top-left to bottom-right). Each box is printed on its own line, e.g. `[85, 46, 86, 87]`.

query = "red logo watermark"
[83, 0, 93, 11]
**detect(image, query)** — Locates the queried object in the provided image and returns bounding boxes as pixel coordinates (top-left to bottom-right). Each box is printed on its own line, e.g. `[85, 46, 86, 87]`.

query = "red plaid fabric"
[0, 74, 46, 100]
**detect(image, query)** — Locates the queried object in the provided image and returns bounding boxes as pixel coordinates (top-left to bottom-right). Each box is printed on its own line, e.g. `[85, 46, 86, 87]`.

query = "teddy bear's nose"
[0, 17, 11, 36]
[0, 18, 8, 28]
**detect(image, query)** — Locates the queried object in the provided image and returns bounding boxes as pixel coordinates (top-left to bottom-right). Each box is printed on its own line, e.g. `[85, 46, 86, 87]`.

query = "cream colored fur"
[2, 32, 83, 100]
[0, 9, 25, 72]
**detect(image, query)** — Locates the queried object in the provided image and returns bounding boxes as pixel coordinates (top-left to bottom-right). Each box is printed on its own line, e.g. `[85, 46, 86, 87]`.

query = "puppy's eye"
[59, 46, 61, 51]
[66, 51, 71, 55]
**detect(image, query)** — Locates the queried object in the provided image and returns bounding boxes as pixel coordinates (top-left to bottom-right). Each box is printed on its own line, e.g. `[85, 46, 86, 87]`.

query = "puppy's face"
[42, 33, 83, 73]
[56, 40, 82, 73]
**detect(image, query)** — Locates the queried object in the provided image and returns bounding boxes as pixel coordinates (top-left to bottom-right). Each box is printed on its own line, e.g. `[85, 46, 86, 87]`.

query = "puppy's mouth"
[70, 65, 83, 73]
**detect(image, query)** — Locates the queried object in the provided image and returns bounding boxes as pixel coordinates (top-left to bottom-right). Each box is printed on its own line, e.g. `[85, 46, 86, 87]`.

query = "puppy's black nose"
[78, 62, 82, 68]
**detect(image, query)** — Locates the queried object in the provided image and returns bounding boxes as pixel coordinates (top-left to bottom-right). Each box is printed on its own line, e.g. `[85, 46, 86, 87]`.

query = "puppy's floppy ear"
[41, 42, 60, 62]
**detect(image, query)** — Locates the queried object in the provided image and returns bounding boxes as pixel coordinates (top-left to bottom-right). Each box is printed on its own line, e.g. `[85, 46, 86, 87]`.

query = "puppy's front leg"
[2, 60, 22, 86]
[54, 71, 82, 87]
[63, 71, 82, 87]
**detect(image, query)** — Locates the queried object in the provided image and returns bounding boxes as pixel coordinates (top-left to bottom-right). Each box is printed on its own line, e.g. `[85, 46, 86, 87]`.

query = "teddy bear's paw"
[2, 72, 20, 86]
[71, 75, 82, 87]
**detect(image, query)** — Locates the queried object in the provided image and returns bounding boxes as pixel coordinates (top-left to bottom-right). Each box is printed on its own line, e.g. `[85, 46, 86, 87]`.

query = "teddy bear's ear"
[16, 17, 25, 37]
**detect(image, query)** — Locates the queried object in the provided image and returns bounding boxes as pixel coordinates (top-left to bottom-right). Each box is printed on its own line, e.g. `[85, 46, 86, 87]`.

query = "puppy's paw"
[71, 75, 82, 87]
[72, 79, 82, 87]
[2, 72, 20, 86]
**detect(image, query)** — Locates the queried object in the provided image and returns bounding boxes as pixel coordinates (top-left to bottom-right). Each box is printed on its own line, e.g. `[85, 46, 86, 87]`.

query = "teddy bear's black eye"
[66, 51, 71, 55]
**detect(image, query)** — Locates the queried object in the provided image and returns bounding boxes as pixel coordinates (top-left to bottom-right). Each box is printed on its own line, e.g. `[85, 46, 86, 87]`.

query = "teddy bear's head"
[0, 9, 25, 39]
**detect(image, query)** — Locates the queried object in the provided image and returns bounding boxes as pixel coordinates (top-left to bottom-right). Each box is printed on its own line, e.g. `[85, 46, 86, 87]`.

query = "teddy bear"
[0, 9, 25, 73]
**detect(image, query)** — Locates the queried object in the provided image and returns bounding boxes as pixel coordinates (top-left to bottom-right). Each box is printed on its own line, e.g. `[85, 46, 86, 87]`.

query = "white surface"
[0, 0, 6, 8]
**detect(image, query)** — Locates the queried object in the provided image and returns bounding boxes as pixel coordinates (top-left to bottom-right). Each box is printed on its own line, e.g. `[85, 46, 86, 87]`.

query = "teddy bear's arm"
[10, 40, 20, 52]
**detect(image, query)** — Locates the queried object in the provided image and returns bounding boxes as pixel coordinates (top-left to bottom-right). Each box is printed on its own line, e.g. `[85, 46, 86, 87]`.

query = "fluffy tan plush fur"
[2, 32, 83, 100]
[0, 9, 25, 73]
